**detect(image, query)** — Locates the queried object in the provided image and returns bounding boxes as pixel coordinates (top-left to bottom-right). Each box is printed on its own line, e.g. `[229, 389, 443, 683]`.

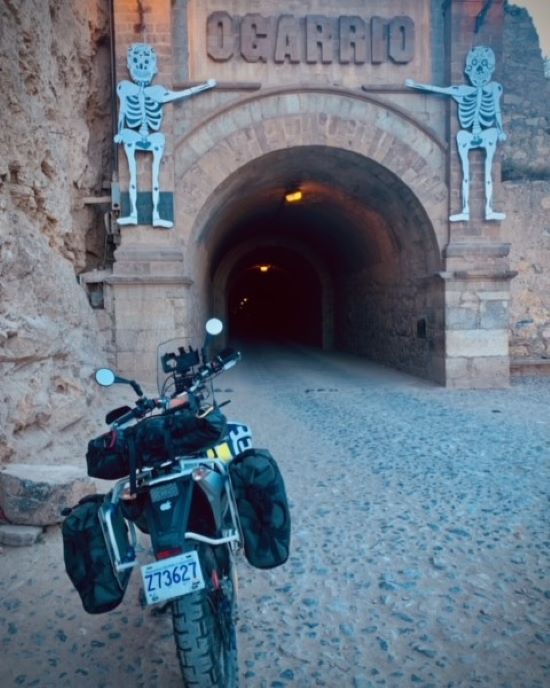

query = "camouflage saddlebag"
[62, 494, 132, 614]
[229, 448, 291, 569]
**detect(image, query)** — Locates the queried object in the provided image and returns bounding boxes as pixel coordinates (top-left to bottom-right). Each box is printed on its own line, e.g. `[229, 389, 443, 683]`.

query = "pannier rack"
[99, 457, 243, 575]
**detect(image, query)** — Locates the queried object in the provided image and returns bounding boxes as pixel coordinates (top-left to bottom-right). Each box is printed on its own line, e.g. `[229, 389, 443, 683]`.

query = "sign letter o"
[207, 11, 235, 61]
[388, 16, 414, 64]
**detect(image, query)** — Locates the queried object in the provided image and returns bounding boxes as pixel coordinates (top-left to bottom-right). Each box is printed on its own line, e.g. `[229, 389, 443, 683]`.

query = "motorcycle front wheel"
[171, 547, 238, 687]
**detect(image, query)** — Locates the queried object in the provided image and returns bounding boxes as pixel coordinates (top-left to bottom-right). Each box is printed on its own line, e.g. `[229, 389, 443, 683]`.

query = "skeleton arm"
[148, 79, 217, 105]
[114, 80, 138, 142]
[115, 102, 126, 143]
[490, 82, 507, 141]
[405, 79, 473, 101]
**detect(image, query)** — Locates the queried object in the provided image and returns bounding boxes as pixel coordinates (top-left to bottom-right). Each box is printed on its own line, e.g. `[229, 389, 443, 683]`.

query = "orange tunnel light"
[285, 190, 303, 203]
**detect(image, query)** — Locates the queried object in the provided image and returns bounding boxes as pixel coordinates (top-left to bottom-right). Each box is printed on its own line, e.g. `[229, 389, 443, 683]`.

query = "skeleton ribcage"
[458, 90, 496, 131]
[125, 95, 163, 132]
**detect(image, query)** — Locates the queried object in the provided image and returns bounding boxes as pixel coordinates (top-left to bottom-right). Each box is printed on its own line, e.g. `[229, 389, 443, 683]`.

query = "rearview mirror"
[205, 318, 223, 336]
[95, 368, 116, 386]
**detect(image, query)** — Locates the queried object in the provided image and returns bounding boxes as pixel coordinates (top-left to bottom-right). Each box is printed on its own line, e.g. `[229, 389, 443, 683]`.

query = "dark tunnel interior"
[227, 246, 322, 346]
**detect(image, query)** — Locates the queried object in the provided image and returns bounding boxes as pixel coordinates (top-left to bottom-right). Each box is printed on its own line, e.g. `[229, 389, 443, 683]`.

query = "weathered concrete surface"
[0, 346, 548, 687]
[0, 464, 95, 526]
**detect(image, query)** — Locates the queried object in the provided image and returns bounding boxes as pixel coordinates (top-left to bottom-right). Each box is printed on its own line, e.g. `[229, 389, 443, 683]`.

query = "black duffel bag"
[229, 448, 291, 569]
[86, 429, 129, 479]
[131, 404, 226, 467]
[86, 404, 226, 480]
[62, 494, 132, 614]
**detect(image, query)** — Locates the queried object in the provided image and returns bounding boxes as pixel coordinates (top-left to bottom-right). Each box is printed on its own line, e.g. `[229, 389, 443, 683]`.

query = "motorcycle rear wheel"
[171, 550, 238, 687]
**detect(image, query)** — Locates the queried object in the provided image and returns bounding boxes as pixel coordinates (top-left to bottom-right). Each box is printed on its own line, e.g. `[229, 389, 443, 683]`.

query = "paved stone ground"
[0, 346, 549, 687]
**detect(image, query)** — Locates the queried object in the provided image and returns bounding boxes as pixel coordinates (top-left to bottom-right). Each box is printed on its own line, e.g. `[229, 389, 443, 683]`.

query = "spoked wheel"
[171, 545, 239, 687]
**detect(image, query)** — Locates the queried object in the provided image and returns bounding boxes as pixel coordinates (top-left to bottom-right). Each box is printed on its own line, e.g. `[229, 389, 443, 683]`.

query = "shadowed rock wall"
[0, 0, 113, 465]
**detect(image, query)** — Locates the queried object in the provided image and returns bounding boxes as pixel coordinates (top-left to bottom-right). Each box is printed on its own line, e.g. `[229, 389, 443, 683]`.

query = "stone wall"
[0, 0, 113, 465]
[335, 273, 446, 383]
[502, 4, 550, 363]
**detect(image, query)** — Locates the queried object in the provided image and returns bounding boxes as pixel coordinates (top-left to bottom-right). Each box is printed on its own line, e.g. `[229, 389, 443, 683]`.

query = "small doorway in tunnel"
[227, 247, 322, 346]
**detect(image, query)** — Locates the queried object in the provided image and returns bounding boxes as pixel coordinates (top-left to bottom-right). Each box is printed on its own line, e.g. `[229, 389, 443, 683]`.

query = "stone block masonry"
[104, 0, 546, 390]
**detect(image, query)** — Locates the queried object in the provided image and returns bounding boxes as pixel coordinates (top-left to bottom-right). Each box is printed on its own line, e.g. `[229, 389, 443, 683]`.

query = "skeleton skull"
[127, 43, 158, 84]
[464, 46, 496, 87]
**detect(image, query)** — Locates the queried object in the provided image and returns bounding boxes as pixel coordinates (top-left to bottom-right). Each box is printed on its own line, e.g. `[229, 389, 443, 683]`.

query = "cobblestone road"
[1, 345, 549, 687]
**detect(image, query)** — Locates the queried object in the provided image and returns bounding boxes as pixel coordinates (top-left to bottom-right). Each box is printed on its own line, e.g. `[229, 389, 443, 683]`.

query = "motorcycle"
[88, 319, 251, 687]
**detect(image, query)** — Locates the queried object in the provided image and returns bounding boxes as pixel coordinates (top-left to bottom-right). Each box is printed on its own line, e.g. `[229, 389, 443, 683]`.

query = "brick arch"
[173, 85, 448, 253]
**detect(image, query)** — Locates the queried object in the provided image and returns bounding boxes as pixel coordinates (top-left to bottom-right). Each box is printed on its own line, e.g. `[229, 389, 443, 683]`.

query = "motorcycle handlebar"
[113, 396, 161, 426]
[113, 408, 141, 427]
[110, 350, 240, 427]
[187, 350, 240, 392]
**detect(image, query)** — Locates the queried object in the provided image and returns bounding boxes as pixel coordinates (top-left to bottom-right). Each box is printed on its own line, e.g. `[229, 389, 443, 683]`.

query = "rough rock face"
[0, 0, 113, 465]
[502, 5, 550, 361]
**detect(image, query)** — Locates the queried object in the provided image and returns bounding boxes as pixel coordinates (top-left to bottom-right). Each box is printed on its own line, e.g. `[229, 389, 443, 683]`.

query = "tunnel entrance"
[204, 145, 444, 382]
[227, 246, 322, 345]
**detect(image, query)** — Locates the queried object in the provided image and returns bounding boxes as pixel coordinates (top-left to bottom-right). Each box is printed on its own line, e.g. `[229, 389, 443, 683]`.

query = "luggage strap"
[127, 433, 138, 496]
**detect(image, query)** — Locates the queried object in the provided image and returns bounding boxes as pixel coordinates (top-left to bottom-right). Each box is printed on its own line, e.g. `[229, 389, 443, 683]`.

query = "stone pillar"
[442, 243, 516, 388]
[105, 248, 192, 386]
[444, 0, 515, 388]
[109, 0, 191, 384]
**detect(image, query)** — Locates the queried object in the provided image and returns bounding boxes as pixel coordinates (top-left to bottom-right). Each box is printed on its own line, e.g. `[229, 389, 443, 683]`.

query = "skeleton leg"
[482, 129, 505, 221]
[450, 130, 473, 222]
[117, 141, 139, 226]
[150, 133, 172, 228]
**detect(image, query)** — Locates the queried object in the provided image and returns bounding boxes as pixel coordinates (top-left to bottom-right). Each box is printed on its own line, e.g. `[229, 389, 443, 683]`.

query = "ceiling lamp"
[285, 190, 302, 203]
[258, 265, 270, 272]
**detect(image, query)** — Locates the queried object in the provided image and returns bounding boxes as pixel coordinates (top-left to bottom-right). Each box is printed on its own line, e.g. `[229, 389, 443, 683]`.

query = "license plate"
[140, 551, 205, 605]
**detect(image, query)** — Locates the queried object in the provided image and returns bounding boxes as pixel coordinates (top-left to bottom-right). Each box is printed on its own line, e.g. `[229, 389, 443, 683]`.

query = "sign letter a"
[274, 15, 301, 64]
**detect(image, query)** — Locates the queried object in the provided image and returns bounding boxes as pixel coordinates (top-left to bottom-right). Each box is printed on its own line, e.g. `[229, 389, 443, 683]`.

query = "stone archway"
[175, 85, 448, 250]
[172, 86, 448, 382]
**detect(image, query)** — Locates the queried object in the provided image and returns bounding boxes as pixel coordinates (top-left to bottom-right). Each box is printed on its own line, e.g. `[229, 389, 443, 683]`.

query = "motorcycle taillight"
[192, 467, 210, 481]
[156, 548, 183, 560]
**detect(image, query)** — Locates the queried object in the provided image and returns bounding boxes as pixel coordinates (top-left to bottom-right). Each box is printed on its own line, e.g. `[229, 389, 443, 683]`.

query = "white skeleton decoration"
[406, 46, 507, 222]
[115, 43, 216, 227]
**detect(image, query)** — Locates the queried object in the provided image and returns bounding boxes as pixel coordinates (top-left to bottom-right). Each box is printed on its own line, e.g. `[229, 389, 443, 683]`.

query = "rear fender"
[144, 478, 194, 555]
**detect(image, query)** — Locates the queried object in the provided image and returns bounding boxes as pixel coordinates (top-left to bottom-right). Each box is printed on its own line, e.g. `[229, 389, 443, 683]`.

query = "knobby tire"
[171, 555, 238, 687]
